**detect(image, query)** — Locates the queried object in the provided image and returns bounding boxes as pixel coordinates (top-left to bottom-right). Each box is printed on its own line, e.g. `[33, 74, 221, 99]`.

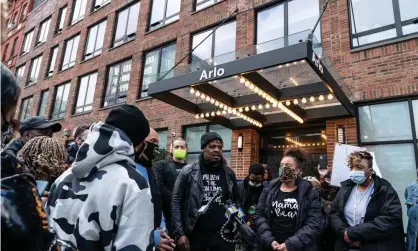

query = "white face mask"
[249, 180, 262, 188]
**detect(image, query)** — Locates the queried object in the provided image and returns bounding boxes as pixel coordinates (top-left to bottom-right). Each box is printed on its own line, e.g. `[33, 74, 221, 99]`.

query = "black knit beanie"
[201, 132, 223, 149]
[105, 104, 150, 147]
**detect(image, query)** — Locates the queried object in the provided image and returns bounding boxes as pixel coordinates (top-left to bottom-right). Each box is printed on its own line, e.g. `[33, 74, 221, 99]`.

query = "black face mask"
[135, 141, 159, 166]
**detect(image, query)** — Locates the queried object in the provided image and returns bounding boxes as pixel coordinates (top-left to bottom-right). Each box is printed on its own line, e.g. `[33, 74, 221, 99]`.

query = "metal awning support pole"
[307, 0, 331, 42]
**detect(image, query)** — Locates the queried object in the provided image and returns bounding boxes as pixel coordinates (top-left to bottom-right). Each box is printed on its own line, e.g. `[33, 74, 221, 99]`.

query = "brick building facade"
[5, 0, 418, 218]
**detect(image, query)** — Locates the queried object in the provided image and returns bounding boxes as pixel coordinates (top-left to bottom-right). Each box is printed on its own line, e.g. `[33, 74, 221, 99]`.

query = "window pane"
[214, 21, 236, 64]
[16, 65, 25, 84]
[366, 144, 417, 231]
[186, 153, 200, 164]
[223, 151, 231, 166]
[38, 91, 49, 116]
[126, 2, 140, 36]
[166, 0, 180, 18]
[359, 101, 412, 142]
[157, 129, 168, 150]
[76, 76, 88, 107]
[20, 97, 32, 120]
[72, 0, 86, 23]
[196, 0, 215, 11]
[209, 124, 232, 150]
[70, 36, 79, 65]
[104, 60, 131, 106]
[29, 56, 42, 84]
[20, 5, 27, 22]
[38, 18, 51, 43]
[288, 0, 320, 41]
[398, 0, 418, 21]
[257, 4, 284, 44]
[94, 21, 106, 55]
[61, 84, 71, 117]
[85, 73, 97, 106]
[349, 0, 394, 33]
[150, 0, 165, 26]
[402, 23, 418, 35]
[22, 31, 33, 54]
[160, 44, 176, 76]
[115, 8, 129, 43]
[58, 7, 67, 31]
[142, 49, 160, 95]
[192, 29, 213, 62]
[85, 25, 98, 56]
[352, 29, 397, 47]
[185, 125, 206, 152]
[48, 47, 58, 76]
[62, 39, 73, 69]
[411, 100, 418, 137]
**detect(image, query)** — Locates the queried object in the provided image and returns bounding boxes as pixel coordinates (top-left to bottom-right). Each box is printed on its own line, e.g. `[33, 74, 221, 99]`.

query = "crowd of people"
[1, 62, 418, 251]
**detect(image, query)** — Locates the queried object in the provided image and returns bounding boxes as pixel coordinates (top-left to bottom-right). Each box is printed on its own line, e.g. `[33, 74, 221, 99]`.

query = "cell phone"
[36, 180, 49, 196]
[318, 155, 328, 169]
[46, 176, 57, 191]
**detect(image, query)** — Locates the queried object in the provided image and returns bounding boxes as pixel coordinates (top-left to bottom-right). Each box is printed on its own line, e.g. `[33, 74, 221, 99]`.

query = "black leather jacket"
[171, 158, 239, 240]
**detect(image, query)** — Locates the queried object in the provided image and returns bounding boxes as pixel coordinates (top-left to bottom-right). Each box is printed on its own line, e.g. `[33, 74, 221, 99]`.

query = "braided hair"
[17, 136, 68, 180]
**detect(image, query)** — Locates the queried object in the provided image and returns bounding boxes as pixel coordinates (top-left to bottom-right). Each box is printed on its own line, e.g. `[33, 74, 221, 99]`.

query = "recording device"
[36, 180, 49, 196]
[319, 155, 328, 169]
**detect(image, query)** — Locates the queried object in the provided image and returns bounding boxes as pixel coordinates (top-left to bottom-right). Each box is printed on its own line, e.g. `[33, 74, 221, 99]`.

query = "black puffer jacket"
[171, 158, 239, 240]
[329, 175, 405, 251]
[254, 178, 326, 251]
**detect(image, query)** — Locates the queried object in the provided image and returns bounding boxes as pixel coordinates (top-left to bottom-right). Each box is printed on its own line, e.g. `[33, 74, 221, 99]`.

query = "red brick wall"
[325, 118, 357, 167]
[230, 128, 260, 179]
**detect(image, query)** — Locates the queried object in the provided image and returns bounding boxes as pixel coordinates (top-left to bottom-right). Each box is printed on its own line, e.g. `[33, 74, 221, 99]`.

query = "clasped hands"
[344, 230, 361, 248]
[271, 241, 288, 251]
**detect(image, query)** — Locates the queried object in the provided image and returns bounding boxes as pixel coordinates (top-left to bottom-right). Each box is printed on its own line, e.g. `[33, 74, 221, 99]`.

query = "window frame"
[194, 0, 221, 11]
[19, 96, 33, 120]
[16, 64, 25, 85]
[37, 17, 51, 45]
[140, 42, 176, 98]
[21, 29, 34, 55]
[56, 6, 67, 34]
[46, 46, 59, 77]
[190, 20, 237, 64]
[356, 97, 418, 167]
[74, 71, 98, 114]
[183, 123, 232, 161]
[92, 0, 111, 11]
[12, 11, 19, 25]
[103, 59, 132, 107]
[148, 0, 180, 31]
[156, 128, 168, 150]
[84, 19, 107, 60]
[37, 89, 49, 117]
[2, 44, 9, 61]
[347, 0, 418, 49]
[19, 4, 27, 23]
[27, 55, 43, 85]
[112, 1, 140, 47]
[10, 37, 18, 57]
[61, 34, 80, 70]
[71, 0, 87, 25]
[51, 82, 71, 120]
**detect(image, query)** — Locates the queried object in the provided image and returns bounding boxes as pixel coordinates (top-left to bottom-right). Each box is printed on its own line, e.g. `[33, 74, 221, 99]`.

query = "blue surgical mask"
[349, 170, 366, 184]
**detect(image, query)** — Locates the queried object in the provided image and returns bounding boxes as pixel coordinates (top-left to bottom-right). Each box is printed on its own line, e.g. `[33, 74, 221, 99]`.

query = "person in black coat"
[330, 151, 405, 251]
[66, 125, 89, 164]
[255, 148, 326, 251]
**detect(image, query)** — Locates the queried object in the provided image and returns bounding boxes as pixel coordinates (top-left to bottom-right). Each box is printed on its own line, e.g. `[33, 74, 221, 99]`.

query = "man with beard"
[171, 132, 239, 251]
[154, 137, 188, 236]
[135, 128, 175, 251]
[237, 164, 265, 229]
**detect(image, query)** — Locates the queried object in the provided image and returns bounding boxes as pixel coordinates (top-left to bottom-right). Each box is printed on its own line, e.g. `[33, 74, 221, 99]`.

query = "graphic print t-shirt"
[271, 189, 299, 243]
[193, 164, 229, 232]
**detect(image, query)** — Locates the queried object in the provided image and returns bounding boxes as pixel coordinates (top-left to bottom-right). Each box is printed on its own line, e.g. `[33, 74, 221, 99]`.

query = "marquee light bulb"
[251, 105, 256, 110]
[201, 93, 206, 99]
[200, 114, 204, 118]
[328, 94, 333, 100]
[302, 98, 307, 104]
[222, 110, 226, 115]
[216, 111, 221, 116]
[190, 88, 195, 94]
[319, 95, 324, 101]
[205, 113, 210, 117]
[211, 112, 215, 117]
[215, 101, 220, 106]
[195, 91, 200, 97]
[245, 107, 250, 112]
[254, 87, 259, 93]
[293, 99, 299, 105]
[245, 81, 251, 87]
[265, 103, 270, 109]
[239, 108, 243, 112]
[210, 98, 215, 104]
[258, 104, 263, 110]
[240, 77, 245, 84]
[310, 96, 315, 102]
[219, 104, 224, 109]
[286, 101, 291, 106]
[195, 114, 199, 119]
[232, 109, 237, 115]
[206, 96, 210, 102]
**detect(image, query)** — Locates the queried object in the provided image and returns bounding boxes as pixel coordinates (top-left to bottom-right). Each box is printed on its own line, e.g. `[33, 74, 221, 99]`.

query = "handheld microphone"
[197, 188, 223, 216]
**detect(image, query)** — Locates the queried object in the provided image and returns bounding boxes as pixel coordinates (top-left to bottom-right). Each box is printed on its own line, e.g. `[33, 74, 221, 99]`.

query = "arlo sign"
[199, 67, 225, 81]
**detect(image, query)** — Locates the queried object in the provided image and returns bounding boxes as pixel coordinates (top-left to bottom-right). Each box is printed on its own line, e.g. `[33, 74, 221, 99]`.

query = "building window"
[33, 0, 47, 10]
[93, 0, 110, 10]
[141, 43, 176, 98]
[349, 0, 418, 47]
[104, 59, 132, 107]
[191, 21, 236, 67]
[28, 55, 42, 85]
[149, 0, 180, 31]
[195, 0, 220, 11]
[20, 4, 27, 22]
[16, 64, 25, 85]
[85, 20, 106, 60]
[37, 17, 51, 45]
[62, 35, 80, 70]
[47, 46, 58, 77]
[56, 6, 67, 33]
[20, 96, 33, 120]
[21, 30, 34, 55]
[358, 99, 418, 230]
[12, 11, 18, 26]
[184, 124, 232, 164]
[71, 0, 87, 24]
[257, 0, 321, 48]
[113, 2, 140, 47]
[157, 128, 168, 150]
[52, 82, 71, 119]
[10, 37, 18, 57]
[75, 72, 97, 113]
[38, 90, 49, 117]
[2, 44, 8, 61]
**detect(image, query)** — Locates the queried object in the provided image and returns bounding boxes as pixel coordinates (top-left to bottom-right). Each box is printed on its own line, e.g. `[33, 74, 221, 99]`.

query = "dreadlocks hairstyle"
[17, 136, 68, 180]
[347, 151, 373, 170]
[283, 148, 309, 170]
[74, 125, 90, 139]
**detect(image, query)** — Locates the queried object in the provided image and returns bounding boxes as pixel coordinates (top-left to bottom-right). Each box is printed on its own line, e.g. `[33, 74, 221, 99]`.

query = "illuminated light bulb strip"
[190, 87, 262, 128]
[285, 137, 304, 146]
[272, 142, 326, 149]
[239, 76, 304, 124]
[289, 77, 299, 86]
[321, 133, 327, 140]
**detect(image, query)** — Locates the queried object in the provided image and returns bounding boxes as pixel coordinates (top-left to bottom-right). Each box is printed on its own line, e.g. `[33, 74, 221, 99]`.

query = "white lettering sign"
[312, 52, 324, 74]
[199, 67, 225, 81]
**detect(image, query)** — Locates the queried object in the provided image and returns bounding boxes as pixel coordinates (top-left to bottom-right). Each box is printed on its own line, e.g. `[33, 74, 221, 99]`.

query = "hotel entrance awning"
[148, 30, 354, 129]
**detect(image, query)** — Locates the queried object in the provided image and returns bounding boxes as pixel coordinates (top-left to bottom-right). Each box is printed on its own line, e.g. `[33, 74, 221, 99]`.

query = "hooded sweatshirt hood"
[71, 122, 135, 179]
